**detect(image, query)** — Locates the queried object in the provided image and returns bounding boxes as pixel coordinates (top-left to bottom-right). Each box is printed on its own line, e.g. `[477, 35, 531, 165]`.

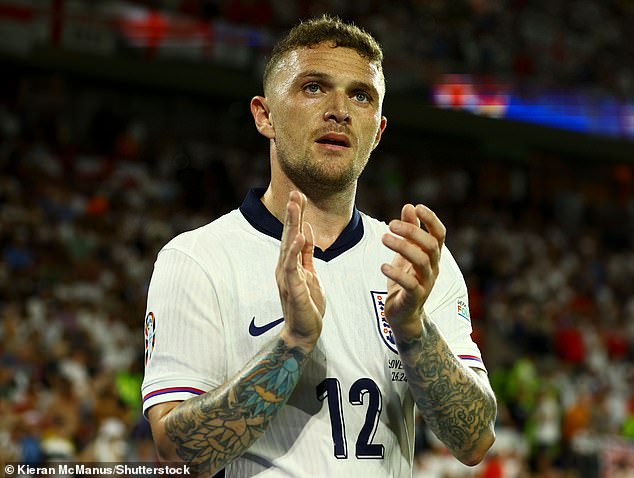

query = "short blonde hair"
[263, 14, 384, 94]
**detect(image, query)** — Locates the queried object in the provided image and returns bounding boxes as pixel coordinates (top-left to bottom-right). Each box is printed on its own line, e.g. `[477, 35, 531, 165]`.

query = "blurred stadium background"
[1, 1, 633, 477]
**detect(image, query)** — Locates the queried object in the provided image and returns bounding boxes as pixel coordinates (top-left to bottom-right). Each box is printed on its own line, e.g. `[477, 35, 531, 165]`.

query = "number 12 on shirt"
[316, 377, 385, 459]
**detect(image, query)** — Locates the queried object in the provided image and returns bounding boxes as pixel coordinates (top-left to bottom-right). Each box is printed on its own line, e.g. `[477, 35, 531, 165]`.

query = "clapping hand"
[277, 191, 326, 352]
[380, 203, 446, 336]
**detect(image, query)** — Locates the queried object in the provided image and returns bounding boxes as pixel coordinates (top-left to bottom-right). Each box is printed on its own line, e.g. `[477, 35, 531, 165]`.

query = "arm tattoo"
[396, 320, 496, 459]
[164, 338, 307, 474]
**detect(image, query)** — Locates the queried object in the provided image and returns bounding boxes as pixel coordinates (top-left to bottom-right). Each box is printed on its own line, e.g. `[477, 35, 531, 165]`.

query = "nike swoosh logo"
[249, 316, 285, 336]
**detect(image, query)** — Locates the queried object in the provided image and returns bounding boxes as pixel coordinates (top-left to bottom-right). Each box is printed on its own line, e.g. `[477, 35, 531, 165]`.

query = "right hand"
[276, 191, 326, 353]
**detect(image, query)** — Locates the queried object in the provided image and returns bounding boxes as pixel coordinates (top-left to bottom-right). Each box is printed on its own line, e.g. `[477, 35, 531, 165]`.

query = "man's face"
[262, 43, 387, 194]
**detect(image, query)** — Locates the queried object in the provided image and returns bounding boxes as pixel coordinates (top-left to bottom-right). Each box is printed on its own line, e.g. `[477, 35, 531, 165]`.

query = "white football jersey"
[142, 189, 486, 478]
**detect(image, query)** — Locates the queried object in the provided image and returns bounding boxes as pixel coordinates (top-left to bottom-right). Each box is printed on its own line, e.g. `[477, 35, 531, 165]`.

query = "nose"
[323, 91, 350, 124]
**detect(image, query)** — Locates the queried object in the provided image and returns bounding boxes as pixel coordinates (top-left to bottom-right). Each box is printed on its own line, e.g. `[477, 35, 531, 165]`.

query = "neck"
[261, 177, 356, 251]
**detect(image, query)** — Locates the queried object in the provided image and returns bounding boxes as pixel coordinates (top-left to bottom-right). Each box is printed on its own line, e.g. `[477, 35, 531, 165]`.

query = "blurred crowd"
[120, 0, 634, 98]
[1, 3, 634, 475]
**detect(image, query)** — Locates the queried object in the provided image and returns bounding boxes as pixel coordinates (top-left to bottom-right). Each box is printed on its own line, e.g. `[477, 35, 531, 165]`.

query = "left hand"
[380, 204, 446, 335]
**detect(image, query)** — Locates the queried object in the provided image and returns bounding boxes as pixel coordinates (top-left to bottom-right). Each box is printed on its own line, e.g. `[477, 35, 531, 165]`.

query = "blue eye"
[305, 83, 321, 93]
[354, 92, 370, 103]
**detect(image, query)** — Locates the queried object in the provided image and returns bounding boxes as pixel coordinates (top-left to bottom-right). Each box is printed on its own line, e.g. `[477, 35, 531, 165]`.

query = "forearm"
[159, 337, 309, 475]
[395, 316, 497, 466]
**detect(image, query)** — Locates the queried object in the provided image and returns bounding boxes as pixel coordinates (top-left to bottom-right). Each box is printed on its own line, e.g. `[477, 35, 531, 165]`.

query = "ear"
[250, 96, 275, 140]
[372, 115, 387, 150]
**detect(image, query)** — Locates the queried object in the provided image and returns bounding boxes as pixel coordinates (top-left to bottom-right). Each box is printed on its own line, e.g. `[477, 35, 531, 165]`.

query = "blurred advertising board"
[433, 74, 634, 142]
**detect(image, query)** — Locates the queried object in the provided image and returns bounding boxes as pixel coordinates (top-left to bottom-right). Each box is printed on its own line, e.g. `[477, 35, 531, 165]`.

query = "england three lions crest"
[371, 291, 398, 354]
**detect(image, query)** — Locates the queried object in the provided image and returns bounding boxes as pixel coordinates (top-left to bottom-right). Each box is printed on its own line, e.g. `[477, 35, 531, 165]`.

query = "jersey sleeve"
[142, 247, 226, 417]
[425, 246, 487, 373]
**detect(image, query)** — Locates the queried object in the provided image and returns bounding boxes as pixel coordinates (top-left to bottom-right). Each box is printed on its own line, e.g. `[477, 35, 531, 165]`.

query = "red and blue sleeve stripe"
[458, 354, 483, 365]
[143, 387, 205, 402]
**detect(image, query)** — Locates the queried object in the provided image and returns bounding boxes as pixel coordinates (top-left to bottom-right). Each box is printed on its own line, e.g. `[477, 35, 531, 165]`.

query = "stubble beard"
[276, 144, 369, 196]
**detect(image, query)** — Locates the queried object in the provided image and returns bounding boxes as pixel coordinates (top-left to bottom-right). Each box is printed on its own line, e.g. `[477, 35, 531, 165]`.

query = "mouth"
[315, 133, 351, 150]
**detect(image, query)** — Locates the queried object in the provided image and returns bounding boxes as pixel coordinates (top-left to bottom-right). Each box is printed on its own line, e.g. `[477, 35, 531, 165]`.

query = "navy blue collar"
[239, 188, 364, 262]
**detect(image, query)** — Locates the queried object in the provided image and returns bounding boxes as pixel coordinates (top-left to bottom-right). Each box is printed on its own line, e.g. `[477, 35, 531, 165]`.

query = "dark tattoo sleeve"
[164, 338, 307, 475]
[396, 319, 497, 461]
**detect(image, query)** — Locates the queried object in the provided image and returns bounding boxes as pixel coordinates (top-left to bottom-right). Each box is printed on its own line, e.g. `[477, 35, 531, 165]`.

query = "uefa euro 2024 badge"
[145, 311, 156, 365]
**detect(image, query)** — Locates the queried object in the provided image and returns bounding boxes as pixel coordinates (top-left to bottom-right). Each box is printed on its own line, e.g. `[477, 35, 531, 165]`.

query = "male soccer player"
[142, 15, 497, 477]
